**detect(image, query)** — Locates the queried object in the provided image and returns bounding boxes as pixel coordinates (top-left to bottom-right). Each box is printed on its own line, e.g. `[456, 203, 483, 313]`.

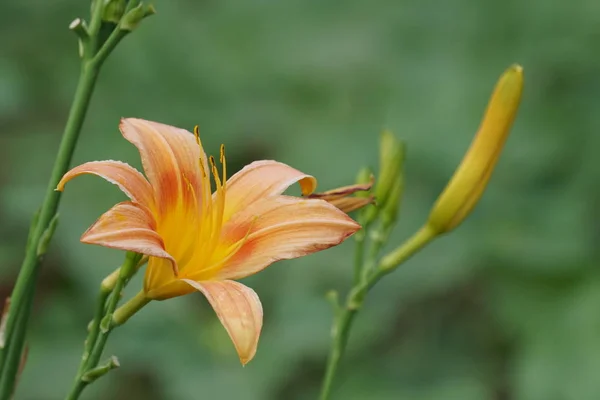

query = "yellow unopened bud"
[375, 131, 405, 206]
[428, 64, 524, 234]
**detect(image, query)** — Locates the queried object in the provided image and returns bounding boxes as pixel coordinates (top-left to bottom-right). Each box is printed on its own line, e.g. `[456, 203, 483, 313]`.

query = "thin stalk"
[74, 290, 110, 382]
[112, 291, 150, 327]
[319, 300, 358, 400]
[0, 0, 137, 392]
[352, 230, 366, 285]
[66, 253, 142, 400]
[0, 288, 33, 399]
[319, 225, 437, 400]
[0, 63, 100, 396]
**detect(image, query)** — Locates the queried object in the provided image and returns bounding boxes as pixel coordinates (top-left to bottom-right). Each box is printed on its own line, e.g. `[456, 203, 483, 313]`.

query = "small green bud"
[355, 167, 377, 225]
[355, 167, 373, 198]
[36, 214, 59, 257]
[381, 174, 404, 229]
[102, 0, 127, 23]
[82, 356, 120, 383]
[120, 3, 156, 31]
[375, 130, 405, 206]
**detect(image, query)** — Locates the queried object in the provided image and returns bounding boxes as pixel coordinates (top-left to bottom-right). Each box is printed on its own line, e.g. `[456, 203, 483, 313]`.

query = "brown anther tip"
[193, 125, 201, 145]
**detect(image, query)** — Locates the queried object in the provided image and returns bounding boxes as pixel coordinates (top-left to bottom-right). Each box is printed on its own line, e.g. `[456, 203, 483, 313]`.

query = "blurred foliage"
[1, 0, 600, 399]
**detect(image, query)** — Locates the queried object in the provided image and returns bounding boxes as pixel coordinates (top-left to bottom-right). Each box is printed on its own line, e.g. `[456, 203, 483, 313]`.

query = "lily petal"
[182, 279, 263, 365]
[119, 118, 206, 215]
[326, 196, 375, 213]
[308, 179, 374, 201]
[57, 160, 155, 210]
[82, 201, 176, 273]
[215, 196, 360, 280]
[223, 160, 317, 221]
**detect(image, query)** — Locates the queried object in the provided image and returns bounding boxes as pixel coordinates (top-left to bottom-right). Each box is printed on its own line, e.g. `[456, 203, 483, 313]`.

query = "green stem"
[377, 225, 436, 274]
[73, 290, 110, 384]
[89, 29, 129, 69]
[0, 62, 99, 395]
[0, 288, 33, 399]
[359, 224, 387, 284]
[319, 225, 437, 400]
[319, 301, 358, 400]
[112, 291, 150, 327]
[352, 230, 366, 285]
[66, 253, 142, 400]
[0, 1, 138, 392]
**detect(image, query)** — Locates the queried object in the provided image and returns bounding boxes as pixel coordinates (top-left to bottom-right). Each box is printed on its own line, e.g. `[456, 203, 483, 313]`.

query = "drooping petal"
[82, 201, 177, 273]
[308, 179, 374, 201]
[222, 160, 317, 221]
[119, 118, 206, 215]
[57, 160, 155, 210]
[213, 196, 360, 280]
[326, 196, 375, 213]
[182, 279, 263, 365]
[307, 179, 375, 213]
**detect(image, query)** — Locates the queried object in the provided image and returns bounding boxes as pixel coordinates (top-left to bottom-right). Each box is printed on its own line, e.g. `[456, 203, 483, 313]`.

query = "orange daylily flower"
[57, 118, 360, 364]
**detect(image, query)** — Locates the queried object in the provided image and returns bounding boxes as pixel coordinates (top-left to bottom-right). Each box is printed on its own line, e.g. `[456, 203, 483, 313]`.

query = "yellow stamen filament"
[205, 155, 226, 260]
[191, 215, 258, 280]
[178, 174, 199, 268]
[186, 126, 232, 276]
[220, 144, 227, 190]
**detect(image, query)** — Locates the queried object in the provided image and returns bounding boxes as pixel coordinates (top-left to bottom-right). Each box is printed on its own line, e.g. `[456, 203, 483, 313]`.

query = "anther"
[198, 156, 207, 178]
[209, 156, 221, 185]
[219, 144, 227, 185]
[193, 125, 200, 145]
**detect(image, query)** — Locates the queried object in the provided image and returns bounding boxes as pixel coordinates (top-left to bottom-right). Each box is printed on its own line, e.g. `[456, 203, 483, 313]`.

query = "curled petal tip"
[509, 64, 523, 74]
[183, 280, 263, 366]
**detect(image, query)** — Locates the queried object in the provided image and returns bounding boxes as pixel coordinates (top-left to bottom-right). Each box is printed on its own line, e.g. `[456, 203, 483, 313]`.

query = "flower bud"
[381, 173, 404, 228]
[427, 64, 524, 234]
[355, 167, 373, 198]
[102, 0, 126, 23]
[351, 167, 379, 224]
[375, 131, 405, 207]
[120, 2, 156, 31]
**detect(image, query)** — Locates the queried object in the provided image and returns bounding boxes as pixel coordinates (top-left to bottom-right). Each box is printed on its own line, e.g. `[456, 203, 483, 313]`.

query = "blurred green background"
[2, 0, 600, 399]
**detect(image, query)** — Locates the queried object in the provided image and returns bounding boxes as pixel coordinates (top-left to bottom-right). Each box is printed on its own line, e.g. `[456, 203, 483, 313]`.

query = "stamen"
[220, 144, 227, 188]
[192, 215, 259, 279]
[209, 155, 221, 183]
[193, 125, 200, 145]
[198, 157, 207, 178]
[178, 174, 199, 267]
[207, 155, 224, 254]
[194, 126, 207, 179]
